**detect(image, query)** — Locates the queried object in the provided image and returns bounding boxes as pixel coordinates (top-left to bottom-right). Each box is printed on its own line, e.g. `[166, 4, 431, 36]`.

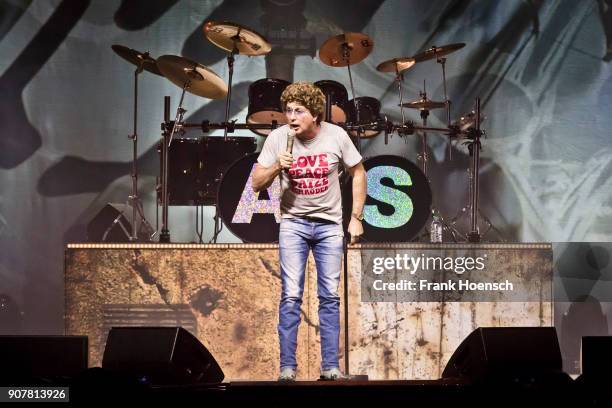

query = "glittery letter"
[232, 164, 281, 223]
[364, 166, 413, 228]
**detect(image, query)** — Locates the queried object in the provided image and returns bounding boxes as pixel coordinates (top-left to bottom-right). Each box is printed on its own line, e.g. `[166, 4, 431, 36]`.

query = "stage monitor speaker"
[442, 327, 563, 383]
[0, 335, 88, 382]
[102, 327, 224, 385]
[581, 336, 612, 378]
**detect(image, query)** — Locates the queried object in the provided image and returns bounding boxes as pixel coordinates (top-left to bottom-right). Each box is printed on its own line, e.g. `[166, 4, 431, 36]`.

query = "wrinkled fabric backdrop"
[1, 0, 611, 335]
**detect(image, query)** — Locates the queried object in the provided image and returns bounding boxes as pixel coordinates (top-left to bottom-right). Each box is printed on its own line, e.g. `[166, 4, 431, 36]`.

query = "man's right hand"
[278, 151, 294, 170]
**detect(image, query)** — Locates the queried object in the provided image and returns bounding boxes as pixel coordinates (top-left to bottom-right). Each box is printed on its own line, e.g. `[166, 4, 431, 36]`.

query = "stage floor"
[65, 374, 601, 406]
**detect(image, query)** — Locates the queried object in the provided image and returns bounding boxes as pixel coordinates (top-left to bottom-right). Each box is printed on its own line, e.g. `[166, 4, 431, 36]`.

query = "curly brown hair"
[280, 82, 326, 124]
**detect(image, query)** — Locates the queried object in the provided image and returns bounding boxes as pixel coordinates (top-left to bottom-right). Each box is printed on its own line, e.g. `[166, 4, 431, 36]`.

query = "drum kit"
[110, 20, 497, 244]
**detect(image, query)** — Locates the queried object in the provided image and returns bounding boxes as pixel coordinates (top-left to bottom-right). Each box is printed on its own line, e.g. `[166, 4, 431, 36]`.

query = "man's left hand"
[348, 218, 363, 244]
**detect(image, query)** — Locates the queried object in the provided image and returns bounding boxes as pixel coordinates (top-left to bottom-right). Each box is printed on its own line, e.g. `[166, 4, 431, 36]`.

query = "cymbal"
[203, 21, 271, 56]
[410, 43, 465, 63]
[399, 98, 446, 110]
[157, 55, 228, 99]
[111, 44, 162, 76]
[319, 32, 373, 67]
[376, 57, 415, 73]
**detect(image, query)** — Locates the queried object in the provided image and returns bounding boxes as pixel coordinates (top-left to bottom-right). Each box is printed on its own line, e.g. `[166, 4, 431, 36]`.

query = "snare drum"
[342, 155, 431, 242]
[159, 137, 256, 205]
[314, 80, 349, 124]
[217, 153, 281, 243]
[346, 96, 383, 138]
[247, 78, 290, 136]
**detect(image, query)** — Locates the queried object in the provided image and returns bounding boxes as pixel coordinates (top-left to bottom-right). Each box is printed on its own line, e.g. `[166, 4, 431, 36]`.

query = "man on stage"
[253, 82, 367, 381]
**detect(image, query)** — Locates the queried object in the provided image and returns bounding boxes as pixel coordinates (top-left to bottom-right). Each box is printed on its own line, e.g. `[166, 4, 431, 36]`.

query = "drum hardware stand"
[106, 59, 156, 242]
[210, 205, 224, 243]
[395, 65, 407, 125]
[195, 205, 205, 244]
[222, 43, 239, 141]
[155, 175, 160, 234]
[436, 55, 451, 128]
[436, 55, 455, 162]
[160, 78, 192, 242]
[418, 104, 431, 177]
[319, 33, 372, 153]
[195, 204, 223, 244]
[395, 121, 415, 137]
[203, 22, 271, 139]
[195, 120, 279, 133]
[468, 97, 482, 242]
[194, 204, 224, 244]
[323, 89, 333, 124]
[448, 98, 504, 242]
[383, 115, 392, 145]
[415, 89, 458, 244]
[160, 96, 172, 243]
[341, 41, 363, 153]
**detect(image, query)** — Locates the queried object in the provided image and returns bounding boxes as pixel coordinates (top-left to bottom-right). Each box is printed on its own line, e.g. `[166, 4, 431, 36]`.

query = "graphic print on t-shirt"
[287, 153, 330, 196]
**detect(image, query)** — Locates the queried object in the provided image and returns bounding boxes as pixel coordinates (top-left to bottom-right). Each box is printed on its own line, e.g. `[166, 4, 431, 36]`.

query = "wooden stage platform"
[65, 243, 553, 381]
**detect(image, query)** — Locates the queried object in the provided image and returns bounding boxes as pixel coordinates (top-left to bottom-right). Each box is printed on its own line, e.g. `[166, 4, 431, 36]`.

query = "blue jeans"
[278, 217, 344, 371]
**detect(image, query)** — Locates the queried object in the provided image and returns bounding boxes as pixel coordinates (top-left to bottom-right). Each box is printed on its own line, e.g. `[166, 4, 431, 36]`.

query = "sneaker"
[319, 367, 348, 381]
[278, 367, 296, 382]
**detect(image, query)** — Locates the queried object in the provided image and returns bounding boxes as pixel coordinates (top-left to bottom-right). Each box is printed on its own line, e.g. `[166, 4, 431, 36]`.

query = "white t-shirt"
[258, 122, 362, 224]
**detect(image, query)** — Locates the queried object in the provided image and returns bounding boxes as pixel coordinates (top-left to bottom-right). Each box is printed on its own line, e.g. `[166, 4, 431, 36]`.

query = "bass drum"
[158, 137, 256, 205]
[159, 137, 204, 206]
[247, 78, 290, 136]
[218, 153, 281, 243]
[345, 96, 383, 138]
[314, 80, 348, 124]
[342, 155, 431, 242]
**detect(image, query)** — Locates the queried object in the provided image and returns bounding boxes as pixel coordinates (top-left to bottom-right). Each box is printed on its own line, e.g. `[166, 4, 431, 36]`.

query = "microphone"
[284, 129, 296, 173]
[286, 129, 296, 154]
